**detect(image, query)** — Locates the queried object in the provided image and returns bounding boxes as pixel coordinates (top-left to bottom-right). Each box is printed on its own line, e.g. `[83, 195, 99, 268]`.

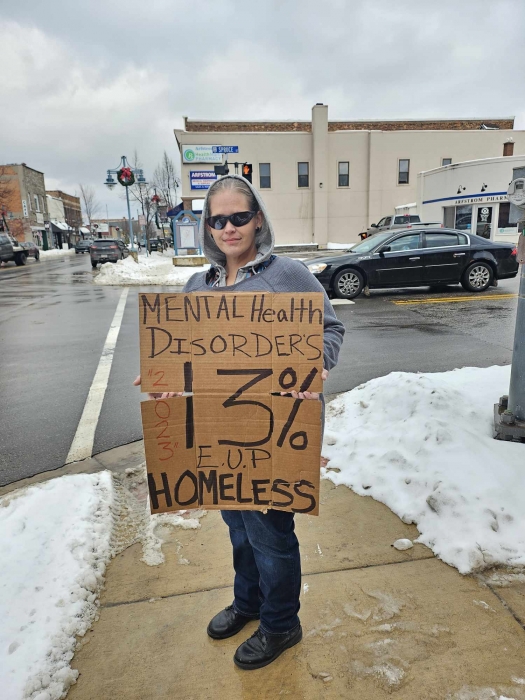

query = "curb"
[0, 440, 146, 498]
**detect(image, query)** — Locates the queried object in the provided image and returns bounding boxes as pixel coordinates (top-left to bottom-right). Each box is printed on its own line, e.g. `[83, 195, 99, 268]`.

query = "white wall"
[418, 155, 525, 243]
[175, 122, 525, 246]
[46, 195, 65, 222]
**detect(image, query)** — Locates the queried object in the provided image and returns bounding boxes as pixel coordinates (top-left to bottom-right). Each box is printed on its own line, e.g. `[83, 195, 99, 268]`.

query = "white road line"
[66, 288, 129, 463]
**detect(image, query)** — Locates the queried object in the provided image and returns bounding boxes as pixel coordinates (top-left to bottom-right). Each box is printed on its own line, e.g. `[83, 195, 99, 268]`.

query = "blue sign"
[190, 171, 218, 190]
[212, 146, 239, 154]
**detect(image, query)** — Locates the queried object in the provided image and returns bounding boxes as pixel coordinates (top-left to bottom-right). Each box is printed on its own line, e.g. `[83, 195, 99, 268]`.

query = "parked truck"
[0, 233, 31, 266]
[359, 203, 441, 239]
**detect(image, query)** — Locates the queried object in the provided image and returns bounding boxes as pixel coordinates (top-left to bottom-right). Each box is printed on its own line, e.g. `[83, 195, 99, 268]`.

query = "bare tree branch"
[153, 151, 180, 211]
[78, 183, 101, 227]
[0, 166, 16, 213]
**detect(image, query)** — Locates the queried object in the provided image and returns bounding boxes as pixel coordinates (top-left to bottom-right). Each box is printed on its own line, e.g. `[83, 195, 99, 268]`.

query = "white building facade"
[174, 105, 525, 246]
[417, 155, 525, 244]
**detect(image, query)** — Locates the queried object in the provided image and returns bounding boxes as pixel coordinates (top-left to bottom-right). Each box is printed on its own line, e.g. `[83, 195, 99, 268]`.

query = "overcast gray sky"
[1, 0, 524, 218]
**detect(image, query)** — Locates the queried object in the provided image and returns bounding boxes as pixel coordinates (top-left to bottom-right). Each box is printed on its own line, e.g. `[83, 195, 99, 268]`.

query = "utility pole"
[494, 175, 525, 441]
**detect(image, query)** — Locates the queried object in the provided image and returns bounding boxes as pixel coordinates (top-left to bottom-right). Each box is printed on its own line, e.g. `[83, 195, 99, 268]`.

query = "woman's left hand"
[280, 369, 328, 400]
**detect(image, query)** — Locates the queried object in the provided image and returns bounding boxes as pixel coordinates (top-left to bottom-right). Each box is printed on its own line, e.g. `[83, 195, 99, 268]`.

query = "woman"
[136, 175, 344, 670]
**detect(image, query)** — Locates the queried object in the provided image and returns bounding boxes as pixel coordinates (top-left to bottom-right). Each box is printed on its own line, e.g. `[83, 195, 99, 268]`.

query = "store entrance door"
[474, 205, 493, 239]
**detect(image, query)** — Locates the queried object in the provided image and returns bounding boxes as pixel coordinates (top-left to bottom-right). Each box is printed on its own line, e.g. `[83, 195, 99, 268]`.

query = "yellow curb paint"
[393, 293, 517, 306]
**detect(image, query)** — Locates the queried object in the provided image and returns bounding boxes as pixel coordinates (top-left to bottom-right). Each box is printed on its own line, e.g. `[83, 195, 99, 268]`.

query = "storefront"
[418, 155, 525, 243]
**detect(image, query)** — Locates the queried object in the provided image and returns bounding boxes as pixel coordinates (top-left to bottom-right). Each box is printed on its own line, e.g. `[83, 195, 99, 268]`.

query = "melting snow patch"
[323, 365, 525, 574]
[393, 538, 413, 551]
[351, 660, 406, 688]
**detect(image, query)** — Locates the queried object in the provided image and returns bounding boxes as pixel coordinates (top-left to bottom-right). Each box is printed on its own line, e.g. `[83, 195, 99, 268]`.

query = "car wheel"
[91, 262, 98, 269]
[35, 252, 40, 261]
[333, 268, 365, 299]
[461, 262, 493, 293]
[15, 253, 27, 266]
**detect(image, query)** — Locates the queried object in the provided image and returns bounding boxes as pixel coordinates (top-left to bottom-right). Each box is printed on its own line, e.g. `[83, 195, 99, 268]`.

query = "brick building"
[46, 190, 82, 238]
[0, 163, 49, 245]
[174, 105, 525, 244]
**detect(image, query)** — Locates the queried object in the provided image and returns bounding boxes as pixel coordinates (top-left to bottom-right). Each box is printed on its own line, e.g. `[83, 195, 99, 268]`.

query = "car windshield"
[352, 232, 393, 253]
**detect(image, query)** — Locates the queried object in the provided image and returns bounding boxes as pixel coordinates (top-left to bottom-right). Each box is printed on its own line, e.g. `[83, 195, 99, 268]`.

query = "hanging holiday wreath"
[117, 167, 135, 187]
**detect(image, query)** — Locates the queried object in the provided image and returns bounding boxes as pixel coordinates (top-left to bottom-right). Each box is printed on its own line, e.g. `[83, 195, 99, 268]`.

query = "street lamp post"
[104, 156, 147, 252]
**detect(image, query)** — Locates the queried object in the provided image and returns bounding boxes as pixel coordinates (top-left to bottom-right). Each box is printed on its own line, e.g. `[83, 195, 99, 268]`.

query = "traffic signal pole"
[494, 211, 525, 441]
[508, 229, 525, 420]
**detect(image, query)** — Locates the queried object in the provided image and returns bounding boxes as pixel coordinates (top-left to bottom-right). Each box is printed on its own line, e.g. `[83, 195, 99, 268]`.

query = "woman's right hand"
[133, 375, 183, 401]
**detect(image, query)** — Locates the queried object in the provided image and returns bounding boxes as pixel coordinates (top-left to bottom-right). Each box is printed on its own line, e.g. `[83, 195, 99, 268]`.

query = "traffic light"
[242, 163, 253, 183]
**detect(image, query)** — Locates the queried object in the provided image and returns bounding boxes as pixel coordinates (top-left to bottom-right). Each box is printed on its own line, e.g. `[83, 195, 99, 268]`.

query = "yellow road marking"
[393, 293, 517, 305]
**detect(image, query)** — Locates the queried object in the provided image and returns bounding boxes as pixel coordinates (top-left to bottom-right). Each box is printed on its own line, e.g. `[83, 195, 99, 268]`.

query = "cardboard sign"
[139, 292, 324, 515]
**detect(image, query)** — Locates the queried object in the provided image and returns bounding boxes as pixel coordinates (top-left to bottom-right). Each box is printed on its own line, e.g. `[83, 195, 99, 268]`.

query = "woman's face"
[206, 189, 263, 261]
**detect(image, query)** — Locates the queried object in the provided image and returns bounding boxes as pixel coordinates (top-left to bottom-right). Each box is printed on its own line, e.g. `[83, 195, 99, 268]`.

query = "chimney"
[503, 140, 514, 156]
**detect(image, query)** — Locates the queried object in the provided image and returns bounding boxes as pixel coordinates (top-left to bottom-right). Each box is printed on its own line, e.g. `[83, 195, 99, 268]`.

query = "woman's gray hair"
[207, 176, 259, 213]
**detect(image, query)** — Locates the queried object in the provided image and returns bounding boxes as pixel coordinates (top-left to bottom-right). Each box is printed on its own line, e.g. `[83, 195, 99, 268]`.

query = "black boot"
[207, 605, 259, 640]
[234, 625, 302, 670]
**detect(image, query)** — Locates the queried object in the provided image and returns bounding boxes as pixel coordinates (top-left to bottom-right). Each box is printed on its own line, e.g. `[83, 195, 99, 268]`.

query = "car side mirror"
[371, 223, 378, 228]
[378, 245, 391, 254]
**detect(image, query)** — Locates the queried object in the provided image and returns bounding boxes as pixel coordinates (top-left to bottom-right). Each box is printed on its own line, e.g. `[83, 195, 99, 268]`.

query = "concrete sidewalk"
[8, 442, 525, 699]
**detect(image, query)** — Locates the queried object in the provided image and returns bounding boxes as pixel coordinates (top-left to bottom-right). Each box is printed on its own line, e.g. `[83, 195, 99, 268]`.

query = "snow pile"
[39, 249, 75, 259]
[0, 465, 207, 700]
[0, 473, 114, 700]
[95, 252, 209, 286]
[323, 365, 525, 574]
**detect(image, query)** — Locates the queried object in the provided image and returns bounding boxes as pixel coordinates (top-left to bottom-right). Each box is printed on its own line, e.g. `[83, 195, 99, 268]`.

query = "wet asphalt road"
[0, 253, 519, 486]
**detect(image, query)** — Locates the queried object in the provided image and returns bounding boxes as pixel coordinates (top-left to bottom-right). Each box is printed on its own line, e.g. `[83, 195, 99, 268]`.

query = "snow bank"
[0, 466, 207, 700]
[39, 249, 75, 259]
[323, 365, 525, 574]
[0, 473, 114, 700]
[95, 252, 209, 286]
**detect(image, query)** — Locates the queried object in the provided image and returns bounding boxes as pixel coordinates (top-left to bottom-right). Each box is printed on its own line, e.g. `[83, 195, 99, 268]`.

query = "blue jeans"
[221, 509, 301, 635]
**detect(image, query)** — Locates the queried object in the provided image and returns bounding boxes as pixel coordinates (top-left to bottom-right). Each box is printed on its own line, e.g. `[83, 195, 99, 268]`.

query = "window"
[498, 202, 517, 229]
[442, 158, 452, 166]
[338, 161, 349, 187]
[34, 194, 40, 212]
[398, 159, 410, 184]
[387, 234, 421, 252]
[425, 232, 464, 248]
[454, 205, 472, 231]
[298, 162, 309, 188]
[443, 207, 455, 228]
[393, 215, 420, 224]
[259, 163, 271, 189]
[376, 217, 386, 227]
[383, 217, 392, 226]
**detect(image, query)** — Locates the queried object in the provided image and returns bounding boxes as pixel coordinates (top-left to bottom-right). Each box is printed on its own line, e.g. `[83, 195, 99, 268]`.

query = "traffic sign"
[212, 146, 239, 154]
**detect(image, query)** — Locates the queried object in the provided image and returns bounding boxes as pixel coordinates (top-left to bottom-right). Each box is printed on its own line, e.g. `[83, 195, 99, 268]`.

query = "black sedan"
[307, 228, 519, 299]
[75, 239, 93, 254]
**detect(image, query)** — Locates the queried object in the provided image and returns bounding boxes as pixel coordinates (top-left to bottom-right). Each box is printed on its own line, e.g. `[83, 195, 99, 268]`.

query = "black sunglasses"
[206, 210, 258, 230]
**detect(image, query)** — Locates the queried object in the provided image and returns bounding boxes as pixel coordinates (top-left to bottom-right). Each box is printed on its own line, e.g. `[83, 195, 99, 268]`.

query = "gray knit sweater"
[183, 256, 345, 371]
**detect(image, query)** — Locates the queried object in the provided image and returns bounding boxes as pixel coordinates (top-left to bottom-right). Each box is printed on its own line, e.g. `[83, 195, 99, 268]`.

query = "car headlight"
[308, 263, 328, 274]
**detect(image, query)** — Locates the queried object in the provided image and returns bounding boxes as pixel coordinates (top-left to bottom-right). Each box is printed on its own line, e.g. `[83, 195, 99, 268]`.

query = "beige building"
[174, 105, 525, 245]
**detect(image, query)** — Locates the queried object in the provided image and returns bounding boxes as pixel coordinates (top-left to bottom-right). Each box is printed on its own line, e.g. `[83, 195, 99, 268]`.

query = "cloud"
[1, 0, 524, 218]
